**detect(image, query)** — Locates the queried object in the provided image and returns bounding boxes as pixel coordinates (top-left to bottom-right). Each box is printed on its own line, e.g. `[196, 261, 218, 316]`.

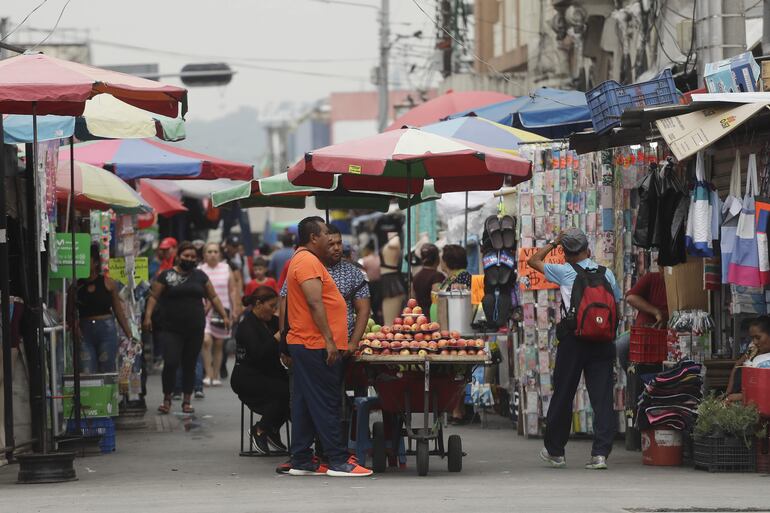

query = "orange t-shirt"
[286, 249, 348, 350]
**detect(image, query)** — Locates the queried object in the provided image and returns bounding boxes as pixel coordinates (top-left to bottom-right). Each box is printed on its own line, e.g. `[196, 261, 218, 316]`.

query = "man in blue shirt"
[528, 228, 621, 471]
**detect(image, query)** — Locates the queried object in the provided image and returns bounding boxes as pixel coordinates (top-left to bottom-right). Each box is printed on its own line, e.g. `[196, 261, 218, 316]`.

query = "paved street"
[1, 369, 768, 513]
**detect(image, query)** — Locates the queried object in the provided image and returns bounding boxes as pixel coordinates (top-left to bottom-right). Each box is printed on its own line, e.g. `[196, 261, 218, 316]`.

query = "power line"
[0, 0, 48, 42]
[29, 0, 71, 51]
[90, 38, 376, 64]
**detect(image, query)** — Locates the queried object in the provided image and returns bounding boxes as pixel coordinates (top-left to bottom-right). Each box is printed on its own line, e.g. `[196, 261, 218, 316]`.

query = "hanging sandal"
[181, 402, 195, 414]
[157, 399, 171, 414]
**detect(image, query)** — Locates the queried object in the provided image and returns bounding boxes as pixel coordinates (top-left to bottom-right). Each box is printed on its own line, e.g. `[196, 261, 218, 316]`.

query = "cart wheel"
[417, 439, 429, 476]
[447, 435, 462, 472]
[372, 421, 386, 473]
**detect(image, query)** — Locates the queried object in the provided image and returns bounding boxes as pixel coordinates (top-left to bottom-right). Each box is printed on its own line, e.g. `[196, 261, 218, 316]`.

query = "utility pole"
[763, 0, 770, 53]
[377, 0, 390, 132]
[695, 1, 746, 84]
[440, 0, 452, 78]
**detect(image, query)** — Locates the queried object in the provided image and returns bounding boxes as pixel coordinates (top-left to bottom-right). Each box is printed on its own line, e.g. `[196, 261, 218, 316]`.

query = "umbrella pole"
[31, 108, 48, 454]
[463, 191, 468, 247]
[69, 136, 82, 434]
[325, 209, 329, 224]
[406, 164, 412, 296]
[0, 117, 14, 462]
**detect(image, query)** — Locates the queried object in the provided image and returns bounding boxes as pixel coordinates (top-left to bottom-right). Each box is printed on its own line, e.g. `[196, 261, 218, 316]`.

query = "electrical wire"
[0, 0, 48, 42]
[29, 0, 71, 51]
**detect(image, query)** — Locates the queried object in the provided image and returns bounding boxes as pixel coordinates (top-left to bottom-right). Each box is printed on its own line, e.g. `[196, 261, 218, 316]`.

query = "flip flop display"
[480, 215, 519, 329]
[501, 215, 516, 249]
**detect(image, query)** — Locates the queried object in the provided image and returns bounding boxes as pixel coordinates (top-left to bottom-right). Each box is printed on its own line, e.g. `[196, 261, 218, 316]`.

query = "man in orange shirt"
[285, 217, 372, 477]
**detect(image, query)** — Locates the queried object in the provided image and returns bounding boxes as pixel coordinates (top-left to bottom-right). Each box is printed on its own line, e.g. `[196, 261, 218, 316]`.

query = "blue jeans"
[79, 317, 118, 374]
[175, 353, 204, 394]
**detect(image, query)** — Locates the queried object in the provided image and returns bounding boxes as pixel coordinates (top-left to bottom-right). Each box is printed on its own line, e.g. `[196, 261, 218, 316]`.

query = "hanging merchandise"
[668, 310, 714, 363]
[727, 154, 768, 287]
[654, 160, 689, 266]
[721, 151, 743, 283]
[685, 152, 719, 257]
[633, 161, 660, 249]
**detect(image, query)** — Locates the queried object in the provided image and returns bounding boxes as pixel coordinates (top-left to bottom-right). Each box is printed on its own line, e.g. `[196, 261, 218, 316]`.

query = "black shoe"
[266, 430, 287, 453]
[250, 430, 270, 455]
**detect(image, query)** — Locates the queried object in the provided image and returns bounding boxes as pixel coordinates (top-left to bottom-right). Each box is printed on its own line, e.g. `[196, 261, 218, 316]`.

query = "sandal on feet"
[157, 400, 171, 414]
[182, 402, 195, 414]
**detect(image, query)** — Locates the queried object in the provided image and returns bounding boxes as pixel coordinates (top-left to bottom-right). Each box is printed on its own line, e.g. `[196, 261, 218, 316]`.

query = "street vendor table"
[355, 353, 489, 476]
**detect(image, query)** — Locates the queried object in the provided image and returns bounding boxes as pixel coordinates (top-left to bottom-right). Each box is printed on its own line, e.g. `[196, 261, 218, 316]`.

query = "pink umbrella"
[385, 90, 513, 131]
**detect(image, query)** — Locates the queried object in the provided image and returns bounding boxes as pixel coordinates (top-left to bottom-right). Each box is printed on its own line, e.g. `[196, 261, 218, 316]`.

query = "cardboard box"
[663, 259, 708, 315]
[704, 52, 760, 93]
[63, 373, 119, 418]
[656, 102, 769, 161]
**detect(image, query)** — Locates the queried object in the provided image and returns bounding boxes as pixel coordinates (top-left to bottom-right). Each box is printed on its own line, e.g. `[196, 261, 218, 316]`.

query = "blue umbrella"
[449, 87, 592, 139]
[2, 114, 74, 143]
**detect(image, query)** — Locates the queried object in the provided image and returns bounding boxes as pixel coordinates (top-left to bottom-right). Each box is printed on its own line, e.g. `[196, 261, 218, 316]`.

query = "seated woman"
[725, 315, 770, 403]
[231, 286, 289, 455]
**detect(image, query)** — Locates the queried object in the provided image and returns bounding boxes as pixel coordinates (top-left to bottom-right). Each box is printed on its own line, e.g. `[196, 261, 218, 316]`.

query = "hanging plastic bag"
[721, 151, 743, 283]
[755, 195, 770, 286]
[632, 162, 659, 248]
[685, 152, 716, 257]
[727, 154, 767, 286]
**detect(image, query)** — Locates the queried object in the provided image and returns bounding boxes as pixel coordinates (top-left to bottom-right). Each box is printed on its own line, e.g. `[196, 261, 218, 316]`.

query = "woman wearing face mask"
[230, 286, 289, 454]
[144, 241, 231, 414]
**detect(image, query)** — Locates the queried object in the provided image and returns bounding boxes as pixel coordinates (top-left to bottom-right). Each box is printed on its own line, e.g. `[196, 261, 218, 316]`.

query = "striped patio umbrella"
[421, 116, 549, 154]
[56, 160, 151, 214]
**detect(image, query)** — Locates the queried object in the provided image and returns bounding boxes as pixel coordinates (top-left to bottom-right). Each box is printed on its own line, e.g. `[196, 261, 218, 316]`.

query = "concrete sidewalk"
[1, 369, 768, 513]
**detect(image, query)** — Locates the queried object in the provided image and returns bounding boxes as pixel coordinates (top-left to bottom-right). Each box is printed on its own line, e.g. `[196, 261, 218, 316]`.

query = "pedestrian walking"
[70, 244, 135, 374]
[199, 242, 240, 386]
[144, 241, 231, 415]
[284, 216, 372, 477]
[411, 243, 444, 321]
[527, 228, 621, 470]
[231, 286, 289, 454]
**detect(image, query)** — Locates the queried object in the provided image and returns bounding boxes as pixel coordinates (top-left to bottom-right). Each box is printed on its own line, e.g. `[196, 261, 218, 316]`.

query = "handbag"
[721, 151, 743, 283]
[210, 308, 230, 329]
[632, 162, 660, 248]
[685, 152, 717, 257]
[727, 154, 766, 286]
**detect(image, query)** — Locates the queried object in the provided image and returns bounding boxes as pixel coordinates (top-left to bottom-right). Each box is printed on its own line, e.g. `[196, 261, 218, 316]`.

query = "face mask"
[179, 259, 196, 272]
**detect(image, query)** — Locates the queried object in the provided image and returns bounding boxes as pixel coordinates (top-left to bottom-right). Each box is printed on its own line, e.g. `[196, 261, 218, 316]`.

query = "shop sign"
[517, 247, 565, 290]
[50, 233, 91, 279]
[108, 257, 149, 285]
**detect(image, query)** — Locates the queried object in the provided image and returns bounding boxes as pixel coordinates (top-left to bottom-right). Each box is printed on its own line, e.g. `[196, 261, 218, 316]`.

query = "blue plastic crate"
[66, 417, 116, 453]
[586, 69, 679, 134]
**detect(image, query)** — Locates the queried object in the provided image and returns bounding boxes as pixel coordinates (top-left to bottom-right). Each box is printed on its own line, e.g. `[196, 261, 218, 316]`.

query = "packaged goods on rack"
[511, 144, 660, 437]
[667, 310, 714, 364]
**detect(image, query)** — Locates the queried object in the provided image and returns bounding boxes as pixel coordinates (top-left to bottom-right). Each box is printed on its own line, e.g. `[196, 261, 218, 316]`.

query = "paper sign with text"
[108, 257, 149, 285]
[517, 247, 565, 290]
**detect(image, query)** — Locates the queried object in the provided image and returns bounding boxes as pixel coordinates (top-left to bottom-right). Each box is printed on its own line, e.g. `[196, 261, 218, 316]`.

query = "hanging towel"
[685, 152, 716, 257]
[728, 154, 765, 286]
[721, 151, 743, 283]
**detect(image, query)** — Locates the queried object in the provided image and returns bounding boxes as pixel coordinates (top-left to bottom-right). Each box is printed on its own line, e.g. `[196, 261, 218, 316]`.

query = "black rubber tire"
[447, 434, 462, 472]
[372, 421, 387, 473]
[417, 439, 429, 476]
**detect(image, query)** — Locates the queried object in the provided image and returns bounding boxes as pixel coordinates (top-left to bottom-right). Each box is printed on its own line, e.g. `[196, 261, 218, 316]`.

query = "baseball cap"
[561, 228, 588, 254]
[159, 237, 178, 250]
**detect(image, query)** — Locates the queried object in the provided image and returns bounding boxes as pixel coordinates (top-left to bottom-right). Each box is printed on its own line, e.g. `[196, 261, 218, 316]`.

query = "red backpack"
[565, 264, 618, 343]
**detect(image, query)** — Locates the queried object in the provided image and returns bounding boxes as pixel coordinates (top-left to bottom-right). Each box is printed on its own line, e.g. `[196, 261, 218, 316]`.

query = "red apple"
[440, 349, 450, 355]
[407, 298, 418, 308]
[414, 333, 424, 341]
[391, 341, 402, 350]
[457, 340, 467, 348]
[412, 306, 423, 315]
[437, 339, 448, 349]
[450, 350, 458, 355]
[362, 347, 373, 355]
[370, 340, 382, 348]
[375, 332, 385, 339]
[416, 315, 428, 325]
[458, 349, 467, 356]
[476, 339, 485, 348]
[381, 326, 391, 334]
[365, 333, 376, 341]
[403, 316, 414, 326]
[440, 330, 450, 338]
[431, 331, 442, 340]
[429, 322, 440, 331]
[392, 324, 403, 333]
[402, 307, 413, 315]
[381, 348, 391, 355]
[381, 341, 391, 349]
[410, 324, 419, 331]
[394, 333, 405, 340]
[477, 349, 486, 355]
[450, 330, 461, 340]
[420, 323, 430, 331]
[427, 341, 438, 350]
[419, 340, 429, 349]
[386, 333, 394, 340]
[358, 340, 368, 348]
[393, 317, 403, 325]
[467, 349, 476, 355]
[448, 339, 458, 348]
[409, 341, 420, 349]
[399, 348, 411, 355]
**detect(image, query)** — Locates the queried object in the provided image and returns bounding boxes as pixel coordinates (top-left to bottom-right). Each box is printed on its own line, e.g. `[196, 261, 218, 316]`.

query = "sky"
[3, 0, 443, 122]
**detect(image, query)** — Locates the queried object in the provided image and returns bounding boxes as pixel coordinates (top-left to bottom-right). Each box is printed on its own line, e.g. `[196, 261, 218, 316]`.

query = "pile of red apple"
[356, 298, 486, 357]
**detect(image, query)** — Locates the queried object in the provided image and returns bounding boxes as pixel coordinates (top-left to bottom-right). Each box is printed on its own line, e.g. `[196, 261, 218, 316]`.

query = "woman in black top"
[411, 244, 445, 320]
[231, 286, 289, 455]
[144, 241, 231, 414]
[70, 244, 134, 373]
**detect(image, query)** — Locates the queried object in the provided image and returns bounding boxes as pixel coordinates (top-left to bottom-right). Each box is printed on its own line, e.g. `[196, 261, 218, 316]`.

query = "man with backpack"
[527, 228, 622, 470]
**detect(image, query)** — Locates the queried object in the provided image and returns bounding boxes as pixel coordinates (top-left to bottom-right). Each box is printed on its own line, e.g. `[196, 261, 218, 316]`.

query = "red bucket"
[629, 327, 668, 364]
[742, 366, 770, 417]
[642, 429, 683, 466]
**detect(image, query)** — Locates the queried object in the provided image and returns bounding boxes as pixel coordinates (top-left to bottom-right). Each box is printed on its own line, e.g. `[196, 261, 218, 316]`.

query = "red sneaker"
[288, 459, 329, 476]
[326, 456, 373, 477]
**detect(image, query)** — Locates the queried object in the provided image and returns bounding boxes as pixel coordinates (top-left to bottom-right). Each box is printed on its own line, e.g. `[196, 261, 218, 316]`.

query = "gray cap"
[561, 228, 588, 254]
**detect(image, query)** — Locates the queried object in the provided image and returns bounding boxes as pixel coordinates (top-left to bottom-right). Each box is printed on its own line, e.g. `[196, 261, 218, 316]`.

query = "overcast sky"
[3, 0, 442, 121]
